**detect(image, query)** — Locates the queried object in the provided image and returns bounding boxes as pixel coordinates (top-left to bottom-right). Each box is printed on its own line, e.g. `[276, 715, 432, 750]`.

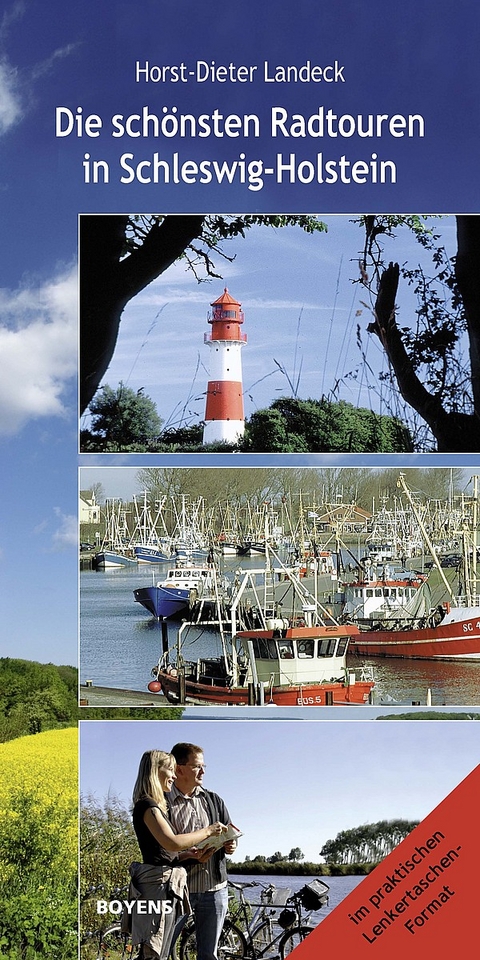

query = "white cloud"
[0, 4, 79, 133]
[0, 264, 77, 435]
[0, 56, 22, 132]
[0, 3, 26, 42]
[31, 42, 81, 81]
[33, 519, 49, 536]
[51, 508, 77, 550]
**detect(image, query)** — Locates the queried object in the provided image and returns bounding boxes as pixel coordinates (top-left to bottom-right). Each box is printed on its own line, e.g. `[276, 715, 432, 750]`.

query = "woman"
[128, 749, 226, 960]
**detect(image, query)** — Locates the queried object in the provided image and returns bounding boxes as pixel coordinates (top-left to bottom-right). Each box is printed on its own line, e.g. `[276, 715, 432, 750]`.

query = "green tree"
[267, 851, 286, 864]
[242, 407, 308, 453]
[81, 795, 139, 939]
[320, 819, 419, 864]
[242, 398, 412, 453]
[158, 423, 203, 448]
[0, 659, 77, 742]
[288, 847, 305, 862]
[84, 382, 163, 449]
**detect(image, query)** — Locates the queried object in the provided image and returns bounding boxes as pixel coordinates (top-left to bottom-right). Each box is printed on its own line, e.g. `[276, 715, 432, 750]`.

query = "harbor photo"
[79, 466, 480, 709]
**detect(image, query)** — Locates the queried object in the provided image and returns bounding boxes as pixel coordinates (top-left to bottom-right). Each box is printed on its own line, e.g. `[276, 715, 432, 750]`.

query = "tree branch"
[369, 262, 438, 416]
[80, 216, 205, 413]
[369, 260, 480, 451]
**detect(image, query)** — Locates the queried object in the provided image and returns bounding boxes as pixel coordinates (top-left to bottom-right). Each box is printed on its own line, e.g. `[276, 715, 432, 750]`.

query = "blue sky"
[80, 719, 480, 862]
[0, 2, 479, 669]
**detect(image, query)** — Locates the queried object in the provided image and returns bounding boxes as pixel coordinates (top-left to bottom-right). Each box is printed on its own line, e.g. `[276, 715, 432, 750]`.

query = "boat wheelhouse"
[343, 570, 426, 623]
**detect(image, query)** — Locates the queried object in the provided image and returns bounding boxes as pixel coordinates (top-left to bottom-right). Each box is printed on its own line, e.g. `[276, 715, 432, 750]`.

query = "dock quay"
[79, 683, 170, 706]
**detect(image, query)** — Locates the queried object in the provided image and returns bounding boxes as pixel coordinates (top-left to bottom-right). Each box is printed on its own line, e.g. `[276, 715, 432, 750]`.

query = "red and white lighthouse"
[203, 288, 247, 445]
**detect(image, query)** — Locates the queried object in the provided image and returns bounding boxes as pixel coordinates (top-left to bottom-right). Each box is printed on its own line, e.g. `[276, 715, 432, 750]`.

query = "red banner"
[293, 764, 480, 958]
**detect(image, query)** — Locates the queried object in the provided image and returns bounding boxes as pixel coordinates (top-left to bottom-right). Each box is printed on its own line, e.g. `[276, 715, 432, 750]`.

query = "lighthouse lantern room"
[203, 288, 247, 445]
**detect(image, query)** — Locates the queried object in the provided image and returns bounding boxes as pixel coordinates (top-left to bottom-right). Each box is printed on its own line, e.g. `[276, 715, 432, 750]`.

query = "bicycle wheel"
[251, 918, 287, 959]
[173, 917, 195, 960]
[100, 925, 133, 960]
[279, 925, 315, 959]
[179, 918, 247, 960]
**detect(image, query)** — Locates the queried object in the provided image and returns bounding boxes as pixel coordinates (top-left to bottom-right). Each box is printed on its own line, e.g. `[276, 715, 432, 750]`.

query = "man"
[168, 742, 237, 960]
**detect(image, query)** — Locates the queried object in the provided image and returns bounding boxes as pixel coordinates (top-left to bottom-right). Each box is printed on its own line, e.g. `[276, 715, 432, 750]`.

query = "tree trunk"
[80, 215, 205, 413]
[371, 217, 480, 452]
[455, 215, 480, 414]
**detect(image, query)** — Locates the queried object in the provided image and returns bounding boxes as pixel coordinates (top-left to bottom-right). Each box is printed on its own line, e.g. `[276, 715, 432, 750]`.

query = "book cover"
[0, 2, 479, 958]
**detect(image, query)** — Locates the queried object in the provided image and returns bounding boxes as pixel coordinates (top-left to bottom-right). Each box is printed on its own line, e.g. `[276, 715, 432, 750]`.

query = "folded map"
[196, 822, 243, 851]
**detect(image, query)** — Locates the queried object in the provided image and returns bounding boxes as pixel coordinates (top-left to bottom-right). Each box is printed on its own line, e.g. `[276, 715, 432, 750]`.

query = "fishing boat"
[349, 602, 480, 660]
[94, 550, 137, 569]
[134, 544, 173, 563]
[217, 502, 241, 555]
[150, 621, 375, 706]
[171, 495, 211, 561]
[94, 499, 137, 569]
[133, 563, 219, 619]
[147, 551, 375, 706]
[217, 539, 238, 557]
[237, 540, 266, 556]
[348, 474, 480, 661]
[130, 493, 175, 563]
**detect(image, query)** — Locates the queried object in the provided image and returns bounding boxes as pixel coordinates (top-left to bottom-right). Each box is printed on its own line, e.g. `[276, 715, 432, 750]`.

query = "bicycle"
[81, 884, 133, 960]
[177, 878, 329, 960]
[81, 924, 132, 960]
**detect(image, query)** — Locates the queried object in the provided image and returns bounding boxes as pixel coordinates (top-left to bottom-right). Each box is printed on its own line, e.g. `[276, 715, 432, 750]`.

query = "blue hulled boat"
[133, 563, 218, 619]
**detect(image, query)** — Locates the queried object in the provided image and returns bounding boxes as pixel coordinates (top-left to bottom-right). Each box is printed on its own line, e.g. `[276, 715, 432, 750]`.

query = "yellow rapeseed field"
[0, 727, 78, 882]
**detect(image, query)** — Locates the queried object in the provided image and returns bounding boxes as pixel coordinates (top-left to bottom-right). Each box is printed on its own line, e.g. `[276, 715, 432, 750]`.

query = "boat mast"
[469, 475, 479, 604]
[211, 563, 231, 679]
[397, 473, 454, 601]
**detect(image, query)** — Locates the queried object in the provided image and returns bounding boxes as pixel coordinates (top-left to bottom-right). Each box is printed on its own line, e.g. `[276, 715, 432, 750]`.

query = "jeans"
[189, 887, 229, 960]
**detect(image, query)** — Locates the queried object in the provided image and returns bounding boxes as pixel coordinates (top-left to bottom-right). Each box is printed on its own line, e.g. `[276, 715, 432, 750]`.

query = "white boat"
[130, 492, 174, 563]
[94, 499, 137, 569]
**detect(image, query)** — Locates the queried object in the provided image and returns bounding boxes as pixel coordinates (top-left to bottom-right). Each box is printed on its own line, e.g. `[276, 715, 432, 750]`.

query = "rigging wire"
[332, 286, 358, 397]
[321, 256, 342, 396]
[124, 303, 169, 385]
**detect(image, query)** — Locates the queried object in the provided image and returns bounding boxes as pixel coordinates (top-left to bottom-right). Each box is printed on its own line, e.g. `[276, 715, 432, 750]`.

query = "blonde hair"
[132, 750, 176, 813]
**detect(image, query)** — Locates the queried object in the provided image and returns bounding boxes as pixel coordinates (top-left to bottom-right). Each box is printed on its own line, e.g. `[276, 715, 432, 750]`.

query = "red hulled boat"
[149, 621, 375, 706]
[349, 603, 480, 660]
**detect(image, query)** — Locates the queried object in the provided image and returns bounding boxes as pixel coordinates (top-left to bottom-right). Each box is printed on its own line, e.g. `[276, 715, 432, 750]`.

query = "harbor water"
[80, 563, 480, 707]
[228, 873, 362, 920]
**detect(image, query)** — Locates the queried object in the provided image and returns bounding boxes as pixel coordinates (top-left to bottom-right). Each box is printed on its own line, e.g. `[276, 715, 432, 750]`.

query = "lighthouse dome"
[209, 287, 244, 326]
